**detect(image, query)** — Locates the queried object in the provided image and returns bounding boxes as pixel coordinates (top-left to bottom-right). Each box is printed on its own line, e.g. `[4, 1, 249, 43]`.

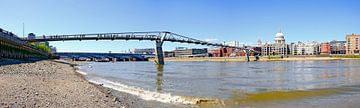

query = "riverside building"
[330, 40, 346, 55]
[164, 51, 175, 57]
[290, 41, 320, 55]
[320, 42, 330, 55]
[346, 34, 360, 55]
[174, 47, 208, 57]
[133, 48, 155, 54]
[209, 41, 246, 57]
[224, 41, 240, 47]
[261, 31, 289, 56]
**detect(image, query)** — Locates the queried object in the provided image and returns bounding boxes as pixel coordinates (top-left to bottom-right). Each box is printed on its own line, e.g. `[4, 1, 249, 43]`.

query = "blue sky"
[0, 0, 359, 52]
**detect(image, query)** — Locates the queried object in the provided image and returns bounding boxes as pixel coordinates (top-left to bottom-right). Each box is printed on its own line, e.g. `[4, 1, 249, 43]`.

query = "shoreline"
[0, 59, 125, 107]
[149, 56, 360, 62]
[71, 60, 191, 108]
[3, 58, 359, 107]
[71, 58, 360, 108]
[51, 60, 191, 108]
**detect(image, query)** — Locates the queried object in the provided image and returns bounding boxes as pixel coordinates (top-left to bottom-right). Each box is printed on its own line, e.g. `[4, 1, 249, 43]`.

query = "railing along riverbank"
[0, 28, 49, 60]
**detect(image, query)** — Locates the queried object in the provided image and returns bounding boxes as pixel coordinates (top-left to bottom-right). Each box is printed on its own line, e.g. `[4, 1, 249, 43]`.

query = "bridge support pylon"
[155, 40, 165, 65]
[154, 32, 168, 65]
[244, 49, 250, 62]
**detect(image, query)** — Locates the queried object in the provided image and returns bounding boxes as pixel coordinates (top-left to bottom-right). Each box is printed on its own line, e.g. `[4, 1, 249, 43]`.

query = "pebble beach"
[0, 60, 126, 108]
[0, 59, 188, 108]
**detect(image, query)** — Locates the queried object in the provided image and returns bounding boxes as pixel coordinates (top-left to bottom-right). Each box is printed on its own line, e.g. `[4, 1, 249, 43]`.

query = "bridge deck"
[22, 31, 237, 48]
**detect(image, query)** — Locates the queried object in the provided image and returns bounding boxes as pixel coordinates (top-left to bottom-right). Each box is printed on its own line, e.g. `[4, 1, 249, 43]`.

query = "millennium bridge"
[23, 31, 248, 65]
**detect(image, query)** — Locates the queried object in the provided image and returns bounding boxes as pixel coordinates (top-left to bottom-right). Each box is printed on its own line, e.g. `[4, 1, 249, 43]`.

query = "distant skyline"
[0, 0, 359, 52]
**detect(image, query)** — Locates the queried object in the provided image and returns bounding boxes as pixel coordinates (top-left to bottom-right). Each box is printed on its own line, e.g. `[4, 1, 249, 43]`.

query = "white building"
[224, 41, 240, 47]
[290, 41, 320, 55]
[133, 48, 155, 54]
[50, 46, 57, 54]
[261, 31, 289, 56]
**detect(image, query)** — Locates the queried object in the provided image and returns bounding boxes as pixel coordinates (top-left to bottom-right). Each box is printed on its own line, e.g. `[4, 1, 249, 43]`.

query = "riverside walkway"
[0, 28, 48, 59]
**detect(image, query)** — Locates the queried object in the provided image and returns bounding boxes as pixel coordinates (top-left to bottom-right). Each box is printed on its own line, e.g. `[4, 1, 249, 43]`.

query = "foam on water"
[76, 70, 88, 75]
[74, 66, 88, 75]
[88, 77, 220, 105]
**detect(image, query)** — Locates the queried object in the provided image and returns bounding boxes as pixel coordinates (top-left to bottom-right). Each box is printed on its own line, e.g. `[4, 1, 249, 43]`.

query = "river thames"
[79, 60, 360, 107]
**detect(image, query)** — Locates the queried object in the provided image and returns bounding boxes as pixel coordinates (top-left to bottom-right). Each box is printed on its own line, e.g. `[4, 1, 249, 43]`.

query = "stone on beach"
[0, 60, 125, 108]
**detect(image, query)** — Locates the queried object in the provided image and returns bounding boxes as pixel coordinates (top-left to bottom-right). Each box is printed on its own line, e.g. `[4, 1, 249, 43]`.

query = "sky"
[0, 0, 359, 52]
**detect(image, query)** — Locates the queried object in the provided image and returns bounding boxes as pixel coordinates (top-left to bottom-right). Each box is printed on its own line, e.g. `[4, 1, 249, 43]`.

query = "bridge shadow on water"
[156, 65, 164, 92]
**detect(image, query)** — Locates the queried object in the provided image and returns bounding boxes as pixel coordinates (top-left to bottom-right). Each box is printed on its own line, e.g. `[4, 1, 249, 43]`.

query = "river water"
[79, 60, 360, 107]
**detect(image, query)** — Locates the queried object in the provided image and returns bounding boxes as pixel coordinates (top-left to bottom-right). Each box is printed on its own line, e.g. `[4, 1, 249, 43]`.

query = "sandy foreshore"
[0, 59, 188, 108]
[0, 60, 125, 107]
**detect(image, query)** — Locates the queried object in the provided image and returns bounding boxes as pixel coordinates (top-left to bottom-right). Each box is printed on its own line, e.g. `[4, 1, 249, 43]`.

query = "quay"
[0, 28, 49, 60]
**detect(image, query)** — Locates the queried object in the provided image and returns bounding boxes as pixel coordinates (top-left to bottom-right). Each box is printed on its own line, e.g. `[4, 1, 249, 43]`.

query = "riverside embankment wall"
[0, 28, 48, 59]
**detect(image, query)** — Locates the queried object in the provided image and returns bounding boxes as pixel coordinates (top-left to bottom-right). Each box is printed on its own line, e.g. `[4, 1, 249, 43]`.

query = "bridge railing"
[23, 31, 166, 41]
[0, 27, 49, 58]
[0, 28, 28, 45]
[164, 32, 234, 47]
[22, 31, 239, 48]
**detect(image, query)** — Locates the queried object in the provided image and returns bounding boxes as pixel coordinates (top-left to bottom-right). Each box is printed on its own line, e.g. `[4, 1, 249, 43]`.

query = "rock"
[113, 97, 118, 102]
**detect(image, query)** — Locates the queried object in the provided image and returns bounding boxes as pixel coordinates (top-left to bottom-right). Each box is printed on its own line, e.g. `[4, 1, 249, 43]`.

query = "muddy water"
[79, 60, 360, 107]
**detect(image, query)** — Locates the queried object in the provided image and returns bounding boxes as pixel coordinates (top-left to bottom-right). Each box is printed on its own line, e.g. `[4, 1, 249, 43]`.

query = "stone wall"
[0, 28, 48, 59]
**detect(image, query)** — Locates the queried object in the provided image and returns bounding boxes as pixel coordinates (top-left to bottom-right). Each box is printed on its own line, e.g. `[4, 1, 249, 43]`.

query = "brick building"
[346, 34, 360, 55]
[320, 42, 330, 55]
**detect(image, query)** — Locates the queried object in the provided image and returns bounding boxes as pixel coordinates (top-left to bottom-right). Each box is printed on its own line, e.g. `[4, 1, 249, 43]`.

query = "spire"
[257, 37, 262, 47]
[279, 25, 282, 33]
[276, 25, 284, 37]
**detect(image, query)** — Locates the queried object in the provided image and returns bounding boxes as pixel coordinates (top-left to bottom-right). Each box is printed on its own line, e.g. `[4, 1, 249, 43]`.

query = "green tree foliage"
[331, 55, 360, 58]
[30, 42, 52, 54]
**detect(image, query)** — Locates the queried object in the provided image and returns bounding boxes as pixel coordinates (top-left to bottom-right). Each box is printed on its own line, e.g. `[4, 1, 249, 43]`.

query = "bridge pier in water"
[155, 40, 165, 65]
[244, 49, 250, 62]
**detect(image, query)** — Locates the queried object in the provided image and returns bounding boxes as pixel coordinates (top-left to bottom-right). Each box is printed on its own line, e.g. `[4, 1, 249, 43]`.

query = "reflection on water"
[80, 60, 360, 107]
[156, 65, 164, 92]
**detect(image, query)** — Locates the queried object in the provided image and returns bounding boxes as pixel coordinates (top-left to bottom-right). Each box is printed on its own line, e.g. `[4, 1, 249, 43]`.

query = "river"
[78, 60, 360, 108]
